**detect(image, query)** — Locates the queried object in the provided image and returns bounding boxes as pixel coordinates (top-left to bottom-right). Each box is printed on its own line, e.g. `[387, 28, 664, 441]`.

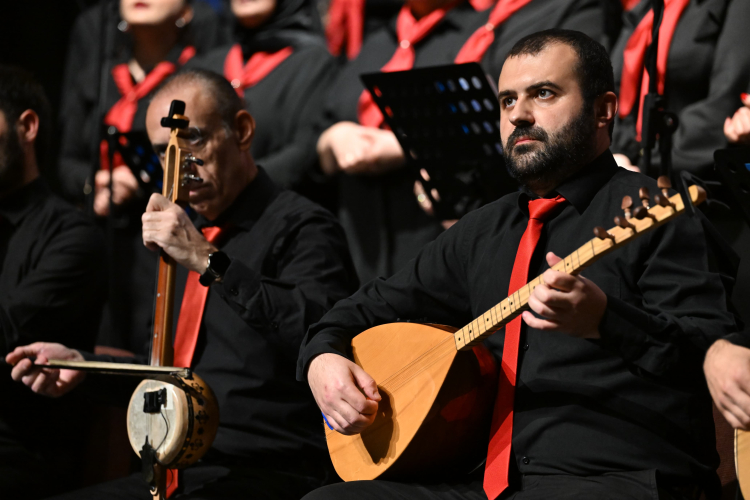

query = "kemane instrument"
[38, 101, 219, 500]
[326, 182, 706, 482]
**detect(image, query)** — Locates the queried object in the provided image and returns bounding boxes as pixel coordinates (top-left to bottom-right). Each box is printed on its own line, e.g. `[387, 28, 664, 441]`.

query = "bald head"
[145, 69, 257, 221]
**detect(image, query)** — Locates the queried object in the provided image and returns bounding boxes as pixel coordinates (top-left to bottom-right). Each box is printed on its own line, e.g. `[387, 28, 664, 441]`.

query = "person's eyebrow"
[497, 80, 563, 101]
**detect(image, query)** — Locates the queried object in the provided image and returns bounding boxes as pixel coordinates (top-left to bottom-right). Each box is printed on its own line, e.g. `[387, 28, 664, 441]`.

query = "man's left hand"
[141, 193, 217, 274]
[522, 252, 607, 338]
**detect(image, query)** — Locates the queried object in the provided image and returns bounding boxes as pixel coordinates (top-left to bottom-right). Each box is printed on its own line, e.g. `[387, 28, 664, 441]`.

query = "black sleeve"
[296, 214, 475, 379]
[597, 208, 740, 376]
[0, 221, 106, 354]
[669, 0, 750, 175]
[259, 49, 340, 189]
[217, 211, 359, 351]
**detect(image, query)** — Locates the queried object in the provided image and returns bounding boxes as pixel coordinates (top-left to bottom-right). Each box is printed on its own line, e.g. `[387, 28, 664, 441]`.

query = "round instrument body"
[127, 373, 219, 469]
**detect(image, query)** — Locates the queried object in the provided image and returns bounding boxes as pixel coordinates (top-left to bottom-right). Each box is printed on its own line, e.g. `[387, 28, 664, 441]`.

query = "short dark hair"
[154, 68, 244, 130]
[0, 65, 52, 168]
[506, 29, 615, 135]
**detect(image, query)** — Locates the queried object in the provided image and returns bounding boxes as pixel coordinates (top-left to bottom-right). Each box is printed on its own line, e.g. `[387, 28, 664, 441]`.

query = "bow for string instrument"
[325, 181, 706, 482]
[33, 101, 219, 499]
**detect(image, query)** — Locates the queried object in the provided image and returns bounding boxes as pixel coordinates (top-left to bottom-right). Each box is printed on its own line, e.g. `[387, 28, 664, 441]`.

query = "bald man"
[7, 69, 358, 500]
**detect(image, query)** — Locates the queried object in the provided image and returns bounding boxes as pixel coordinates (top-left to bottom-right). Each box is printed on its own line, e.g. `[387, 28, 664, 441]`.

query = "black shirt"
[610, 0, 750, 178]
[0, 178, 105, 496]
[298, 151, 738, 485]
[320, 0, 605, 284]
[86, 168, 358, 472]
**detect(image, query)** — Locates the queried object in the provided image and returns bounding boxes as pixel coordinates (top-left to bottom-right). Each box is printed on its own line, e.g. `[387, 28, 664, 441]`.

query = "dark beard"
[0, 123, 25, 194]
[503, 103, 596, 190]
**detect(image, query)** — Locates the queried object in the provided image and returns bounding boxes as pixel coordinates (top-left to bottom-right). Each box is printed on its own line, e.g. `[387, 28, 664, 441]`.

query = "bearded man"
[299, 30, 738, 500]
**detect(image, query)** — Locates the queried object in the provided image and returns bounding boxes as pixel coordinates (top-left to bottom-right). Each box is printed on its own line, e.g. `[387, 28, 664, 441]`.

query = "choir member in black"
[316, 0, 605, 284]
[188, 0, 336, 195]
[610, 0, 750, 176]
[8, 69, 358, 499]
[301, 31, 738, 499]
[0, 67, 105, 499]
[58, 0, 224, 356]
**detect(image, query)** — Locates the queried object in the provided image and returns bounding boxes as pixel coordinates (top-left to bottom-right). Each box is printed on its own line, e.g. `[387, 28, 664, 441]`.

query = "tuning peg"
[614, 215, 634, 229]
[653, 193, 675, 209]
[657, 175, 671, 197]
[632, 206, 656, 221]
[639, 187, 650, 208]
[184, 155, 204, 166]
[621, 196, 633, 219]
[593, 226, 615, 242]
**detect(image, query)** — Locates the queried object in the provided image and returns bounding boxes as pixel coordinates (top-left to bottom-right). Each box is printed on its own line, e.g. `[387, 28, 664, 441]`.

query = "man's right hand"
[5, 343, 86, 398]
[307, 353, 381, 435]
[704, 339, 750, 429]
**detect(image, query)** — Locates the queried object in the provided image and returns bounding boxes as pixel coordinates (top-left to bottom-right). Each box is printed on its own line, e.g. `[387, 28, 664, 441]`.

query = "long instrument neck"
[452, 186, 700, 351]
[150, 253, 177, 366]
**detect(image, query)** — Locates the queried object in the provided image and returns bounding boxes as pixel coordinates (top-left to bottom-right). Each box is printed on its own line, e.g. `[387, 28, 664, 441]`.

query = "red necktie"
[621, 0, 641, 11]
[617, 0, 689, 141]
[484, 195, 566, 500]
[166, 226, 223, 499]
[223, 44, 294, 97]
[326, 0, 366, 60]
[357, 1, 462, 128]
[100, 46, 195, 170]
[454, 0, 534, 64]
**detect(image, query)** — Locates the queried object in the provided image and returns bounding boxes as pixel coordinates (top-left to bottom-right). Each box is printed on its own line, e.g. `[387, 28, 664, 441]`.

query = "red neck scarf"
[326, 0, 496, 61]
[618, 0, 689, 141]
[101, 46, 195, 171]
[357, 1, 462, 128]
[358, 0, 532, 128]
[223, 44, 295, 97]
[454, 0, 533, 63]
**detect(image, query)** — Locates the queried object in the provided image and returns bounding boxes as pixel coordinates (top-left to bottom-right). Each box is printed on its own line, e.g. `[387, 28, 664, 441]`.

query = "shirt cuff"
[213, 258, 263, 311]
[597, 295, 651, 361]
[722, 331, 750, 349]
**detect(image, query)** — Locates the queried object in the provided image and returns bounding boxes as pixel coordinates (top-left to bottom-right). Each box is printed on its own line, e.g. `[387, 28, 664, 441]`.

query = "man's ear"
[595, 91, 617, 131]
[17, 110, 39, 144]
[234, 110, 255, 151]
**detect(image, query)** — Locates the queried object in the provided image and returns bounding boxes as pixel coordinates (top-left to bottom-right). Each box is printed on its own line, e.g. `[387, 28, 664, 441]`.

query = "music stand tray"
[361, 63, 516, 220]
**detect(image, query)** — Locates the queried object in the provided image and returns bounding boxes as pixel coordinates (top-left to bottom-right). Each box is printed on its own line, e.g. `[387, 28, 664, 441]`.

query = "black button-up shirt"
[0, 178, 105, 494]
[86, 168, 359, 471]
[298, 151, 738, 485]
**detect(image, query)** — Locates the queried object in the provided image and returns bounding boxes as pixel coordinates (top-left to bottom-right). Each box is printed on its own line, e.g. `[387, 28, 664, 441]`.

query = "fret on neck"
[452, 186, 697, 351]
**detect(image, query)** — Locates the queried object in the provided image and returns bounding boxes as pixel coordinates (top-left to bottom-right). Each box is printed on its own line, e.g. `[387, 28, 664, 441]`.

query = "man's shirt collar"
[0, 178, 49, 227]
[518, 150, 620, 215]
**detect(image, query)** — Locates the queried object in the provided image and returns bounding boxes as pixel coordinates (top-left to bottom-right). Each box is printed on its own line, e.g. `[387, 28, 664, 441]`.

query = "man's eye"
[187, 127, 204, 146]
[504, 97, 516, 107]
[538, 89, 554, 99]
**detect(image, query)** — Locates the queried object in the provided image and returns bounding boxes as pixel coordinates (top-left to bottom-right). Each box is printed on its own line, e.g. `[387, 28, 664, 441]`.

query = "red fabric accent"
[100, 46, 195, 170]
[223, 44, 294, 97]
[357, 1, 462, 128]
[621, 0, 642, 11]
[454, 0, 533, 64]
[483, 196, 566, 500]
[469, 0, 497, 11]
[617, 0, 689, 141]
[166, 226, 223, 498]
[326, 0, 366, 60]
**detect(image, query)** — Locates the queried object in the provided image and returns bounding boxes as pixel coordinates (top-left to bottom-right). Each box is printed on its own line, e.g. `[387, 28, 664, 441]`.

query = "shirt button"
[230, 287, 238, 296]
[231, 79, 241, 88]
[522, 456, 530, 465]
[400, 40, 411, 49]
[523, 344, 529, 351]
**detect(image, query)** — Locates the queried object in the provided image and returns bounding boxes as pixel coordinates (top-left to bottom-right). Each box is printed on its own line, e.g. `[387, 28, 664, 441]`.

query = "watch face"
[208, 251, 231, 276]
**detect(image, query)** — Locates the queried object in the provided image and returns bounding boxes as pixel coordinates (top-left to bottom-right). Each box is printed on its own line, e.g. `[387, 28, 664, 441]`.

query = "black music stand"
[714, 147, 750, 228]
[361, 63, 517, 220]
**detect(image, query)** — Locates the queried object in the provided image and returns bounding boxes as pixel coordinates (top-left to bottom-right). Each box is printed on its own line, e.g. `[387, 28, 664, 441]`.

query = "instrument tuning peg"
[653, 193, 675, 209]
[657, 175, 671, 197]
[638, 187, 650, 208]
[614, 215, 634, 229]
[621, 196, 633, 219]
[632, 206, 656, 221]
[593, 226, 615, 242]
[184, 155, 204, 166]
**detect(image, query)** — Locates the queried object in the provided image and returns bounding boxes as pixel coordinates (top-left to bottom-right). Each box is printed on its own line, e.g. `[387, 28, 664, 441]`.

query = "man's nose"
[509, 96, 534, 127]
